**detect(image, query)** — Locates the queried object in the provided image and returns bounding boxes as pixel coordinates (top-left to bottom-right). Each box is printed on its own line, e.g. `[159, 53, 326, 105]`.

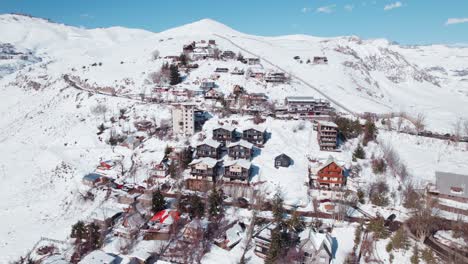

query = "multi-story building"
[317, 121, 338, 151]
[284, 97, 333, 117]
[227, 140, 254, 160]
[188, 157, 222, 182]
[195, 139, 222, 159]
[309, 156, 346, 189]
[242, 126, 266, 146]
[172, 103, 195, 136]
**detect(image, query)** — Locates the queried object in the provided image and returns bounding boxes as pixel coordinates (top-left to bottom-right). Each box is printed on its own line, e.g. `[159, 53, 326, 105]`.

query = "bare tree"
[452, 118, 462, 144]
[414, 112, 426, 134]
[91, 103, 108, 121]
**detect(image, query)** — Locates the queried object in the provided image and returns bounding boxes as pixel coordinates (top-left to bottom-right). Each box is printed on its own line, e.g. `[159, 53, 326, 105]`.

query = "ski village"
[1, 14, 468, 264]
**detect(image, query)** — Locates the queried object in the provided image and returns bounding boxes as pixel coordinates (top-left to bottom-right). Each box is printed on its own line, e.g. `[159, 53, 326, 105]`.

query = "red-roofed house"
[144, 209, 181, 240]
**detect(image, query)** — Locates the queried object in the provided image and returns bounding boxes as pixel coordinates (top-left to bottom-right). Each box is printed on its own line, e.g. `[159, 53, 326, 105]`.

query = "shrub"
[391, 228, 410, 250]
[421, 249, 437, 264]
[368, 181, 389, 206]
[368, 217, 390, 239]
[386, 241, 393, 252]
[372, 158, 386, 174]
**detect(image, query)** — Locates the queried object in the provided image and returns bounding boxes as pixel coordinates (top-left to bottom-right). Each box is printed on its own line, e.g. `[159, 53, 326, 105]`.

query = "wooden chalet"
[188, 157, 222, 182]
[274, 154, 292, 168]
[223, 159, 252, 183]
[212, 126, 237, 143]
[195, 139, 222, 159]
[227, 140, 254, 160]
[242, 126, 266, 146]
[310, 156, 346, 189]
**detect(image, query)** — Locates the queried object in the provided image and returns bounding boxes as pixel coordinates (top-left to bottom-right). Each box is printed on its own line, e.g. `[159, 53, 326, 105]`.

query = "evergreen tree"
[363, 120, 377, 146]
[85, 222, 101, 250]
[352, 145, 366, 161]
[237, 52, 244, 62]
[169, 64, 181, 85]
[208, 187, 223, 218]
[189, 195, 205, 218]
[271, 192, 285, 224]
[410, 245, 420, 264]
[164, 145, 171, 157]
[287, 210, 305, 233]
[265, 227, 283, 264]
[391, 228, 410, 250]
[71, 221, 86, 241]
[152, 189, 167, 213]
[179, 53, 188, 66]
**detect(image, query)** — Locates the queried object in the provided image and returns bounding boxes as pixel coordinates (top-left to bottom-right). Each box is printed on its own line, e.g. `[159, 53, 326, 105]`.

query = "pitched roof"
[189, 157, 220, 168]
[213, 125, 236, 133]
[275, 153, 291, 160]
[224, 159, 252, 169]
[241, 125, 266, 133]
[150, 209, 180, 225]
[227, 139, 253, 149]
[197, 138, 221, 149]
[78, 250, 116, 264]
[83, 173, 101, 182]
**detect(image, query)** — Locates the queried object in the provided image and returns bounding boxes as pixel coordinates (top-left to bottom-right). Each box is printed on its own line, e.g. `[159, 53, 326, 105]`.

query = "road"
[213, 34, 357, 116]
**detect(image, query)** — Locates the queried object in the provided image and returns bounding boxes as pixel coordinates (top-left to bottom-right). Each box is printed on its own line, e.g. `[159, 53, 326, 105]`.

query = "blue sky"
[1, 0, 468, 44]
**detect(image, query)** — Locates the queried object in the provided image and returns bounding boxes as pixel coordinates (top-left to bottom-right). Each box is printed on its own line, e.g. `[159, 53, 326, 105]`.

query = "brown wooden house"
[188, 157, 222, 182]
[227, 140, 254, 160]
[195, 139, 222, 159]
[212, 126, 237, 143]
[223, 160, 252, 183]
[242, 127, 266, 146]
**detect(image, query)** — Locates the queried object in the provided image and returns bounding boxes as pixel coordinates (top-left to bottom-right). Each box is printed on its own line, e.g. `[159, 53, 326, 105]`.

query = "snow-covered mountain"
[0, 14, 468, 260]
[2, 14, 467, 130]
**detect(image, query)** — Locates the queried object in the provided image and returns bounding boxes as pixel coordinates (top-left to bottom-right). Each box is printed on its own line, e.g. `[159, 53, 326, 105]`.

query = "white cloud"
[445, 18, 468, 26]
[301, 7, 312, 13]
[316, 4, 336, 14]
[344, 4, 354, 12]
[384, 1, 403, 11]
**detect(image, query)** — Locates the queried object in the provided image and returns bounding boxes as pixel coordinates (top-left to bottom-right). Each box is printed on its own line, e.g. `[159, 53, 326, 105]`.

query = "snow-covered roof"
[197, 138, 221, 149]
[213, 125, 236, 133]
[241, 125, 266, 133]
[90, 207, 122, 222]
[318, 121, 338, 128]
[78, 250, 116, 264]
[227, 139, 253, 149]
[285, 96, 318, 102]
[224, 159, 252, 169]
[189, 157, 219, 168]
[299, 229, 332, 254]
[42, 256, 69, 264]
[225, 223, 245, 247]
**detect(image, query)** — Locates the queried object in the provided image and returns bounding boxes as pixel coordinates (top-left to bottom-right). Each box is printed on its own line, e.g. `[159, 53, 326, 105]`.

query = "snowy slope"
[0, 14, 468, 260]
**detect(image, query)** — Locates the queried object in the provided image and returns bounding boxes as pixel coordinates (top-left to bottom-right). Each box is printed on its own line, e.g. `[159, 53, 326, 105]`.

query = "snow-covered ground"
[1, 13, 468, 261]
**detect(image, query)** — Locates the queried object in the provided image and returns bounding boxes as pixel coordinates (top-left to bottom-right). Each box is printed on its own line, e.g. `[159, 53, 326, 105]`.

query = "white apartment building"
[172, 103, 195, 136]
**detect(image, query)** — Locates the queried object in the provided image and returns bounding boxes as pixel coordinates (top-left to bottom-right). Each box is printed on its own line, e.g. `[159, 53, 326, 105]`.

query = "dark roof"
[83, 173, 101, 182]
[275, 154, 292, 161]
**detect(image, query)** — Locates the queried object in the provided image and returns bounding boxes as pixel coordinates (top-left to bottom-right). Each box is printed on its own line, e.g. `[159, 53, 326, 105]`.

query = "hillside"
[0, 14, 468, 262]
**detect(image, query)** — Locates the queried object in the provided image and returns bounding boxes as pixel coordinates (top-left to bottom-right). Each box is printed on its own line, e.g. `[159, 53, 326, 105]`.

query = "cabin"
[82, 173, 103, 187]
[224, 160, 252, 183]
[153, 162, 169, 178]
[144, 209, 181, 240]
[90, 207, 122, 229]
[433, 171, 468, 202]
[134, 120, 153, 131]
[200, 81, 216, 91]
[248, 93, 268, 104]
[254, 224, 276, 258]
[246, 58, 261, 65]
[214, 67, 229, 73]
[248, 67, 265, 79]
[212, 126, 237, 144]
[208, 39, 216, 45]
[274, 154, 292, 168]
[317, 121, 338, 151]
[313, 56, 328, 64]
[242, 127, 266, 146]
[227, 140, 254, 160]
[214, 222, 246, 250]
[310, 157, 346, 189]
[204, 88, 224, 99]
[221, 50, 236, 59]
[189, 158, 222, 182]
[298, 231, 333, 264]
[78, 250, 118, 264]
[195, 139, 222, 159]
[183, 42, 195, 53]
[115, 213, 146, 238]
[231, 67, 245, 75]
[265, 72, 287, 83]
